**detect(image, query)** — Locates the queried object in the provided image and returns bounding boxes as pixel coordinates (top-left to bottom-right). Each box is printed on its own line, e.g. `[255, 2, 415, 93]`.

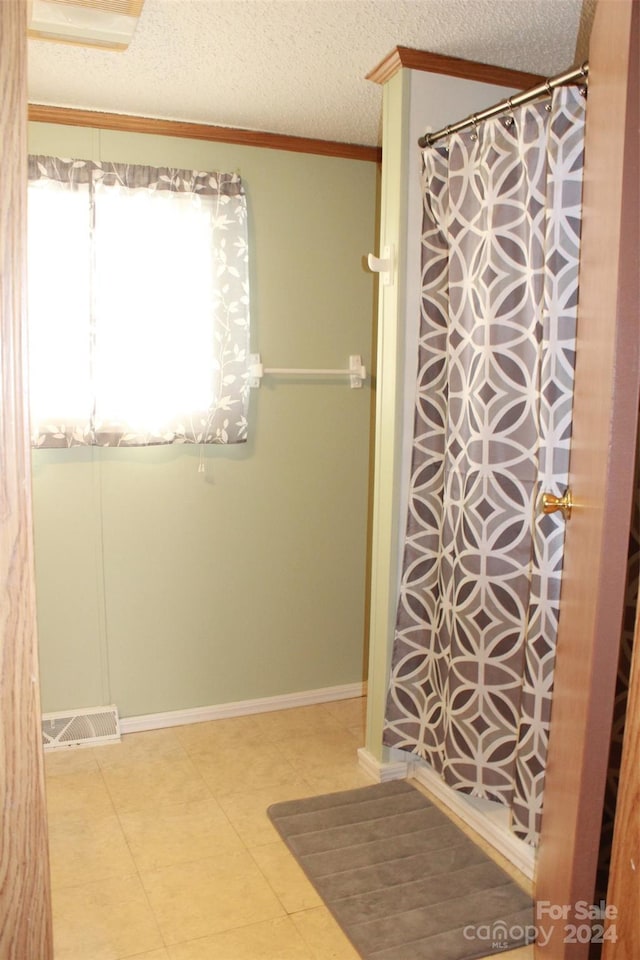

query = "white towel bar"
[248, 354, 366, 389]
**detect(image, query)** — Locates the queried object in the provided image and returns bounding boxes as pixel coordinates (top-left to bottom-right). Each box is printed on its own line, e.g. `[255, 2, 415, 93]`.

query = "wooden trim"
[602, 2, 640, 956]
[27, 104, 382, 163]
[0, 1, 53, 957]
[604, 617, 640, 956]
[366, 45, 544, 89]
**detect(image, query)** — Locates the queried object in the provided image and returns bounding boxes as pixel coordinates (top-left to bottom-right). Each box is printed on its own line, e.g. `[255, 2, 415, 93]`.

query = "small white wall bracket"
[348, 354, 367, 389]
[248, 354, 366, 389]
[247, 355, 264, 388]
[367, 244, 395, 286]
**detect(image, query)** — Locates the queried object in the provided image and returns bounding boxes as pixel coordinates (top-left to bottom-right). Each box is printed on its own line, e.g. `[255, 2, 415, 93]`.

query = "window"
[27, 156, 251, 447]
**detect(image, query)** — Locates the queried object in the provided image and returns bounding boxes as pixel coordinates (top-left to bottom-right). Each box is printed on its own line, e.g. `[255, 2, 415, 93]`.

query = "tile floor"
[45, 697, 533, 960]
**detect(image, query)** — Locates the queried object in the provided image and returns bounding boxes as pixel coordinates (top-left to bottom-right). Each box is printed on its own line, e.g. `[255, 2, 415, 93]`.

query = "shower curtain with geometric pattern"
[383, 85, 586, 845]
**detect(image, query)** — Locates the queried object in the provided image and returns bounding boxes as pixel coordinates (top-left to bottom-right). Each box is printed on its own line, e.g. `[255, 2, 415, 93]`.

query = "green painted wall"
[29, 122, 377, 718]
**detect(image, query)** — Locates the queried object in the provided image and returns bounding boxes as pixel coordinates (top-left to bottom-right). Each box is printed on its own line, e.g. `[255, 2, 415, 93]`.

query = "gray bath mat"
[268, 779, 534, 960]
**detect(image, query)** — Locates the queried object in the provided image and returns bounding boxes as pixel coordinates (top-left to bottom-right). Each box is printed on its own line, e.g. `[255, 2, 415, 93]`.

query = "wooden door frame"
[0, 1, 53, 957]
[536, 0, 639, 956]
[603, 599, 640, 955]
[601, 1, 640, 952]
[1, 0, 637, 957]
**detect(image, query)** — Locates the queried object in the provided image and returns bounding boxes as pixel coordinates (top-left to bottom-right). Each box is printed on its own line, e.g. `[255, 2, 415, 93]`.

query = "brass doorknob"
[542, 487, 573, 520]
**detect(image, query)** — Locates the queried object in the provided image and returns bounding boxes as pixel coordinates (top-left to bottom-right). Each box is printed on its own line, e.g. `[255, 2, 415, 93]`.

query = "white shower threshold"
[411, 761, 536, 881]
[357, 747, 535, 881]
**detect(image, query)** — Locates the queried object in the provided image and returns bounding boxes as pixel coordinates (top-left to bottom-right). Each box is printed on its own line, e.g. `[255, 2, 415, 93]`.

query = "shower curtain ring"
[504, 99, 515, 127]
[470, 115, 479, 140]
[579, 62, 589, 97]
[545, 80, 553, 111]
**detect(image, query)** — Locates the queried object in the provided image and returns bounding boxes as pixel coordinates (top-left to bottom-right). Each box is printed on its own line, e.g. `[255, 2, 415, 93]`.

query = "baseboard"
[119, 681, 367, 734]
[357, 747, 413, 782]
[412, 763, 536, 881]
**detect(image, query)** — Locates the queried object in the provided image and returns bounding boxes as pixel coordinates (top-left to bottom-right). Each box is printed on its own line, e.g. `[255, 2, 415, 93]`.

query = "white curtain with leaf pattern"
[28, 156, 251, 447]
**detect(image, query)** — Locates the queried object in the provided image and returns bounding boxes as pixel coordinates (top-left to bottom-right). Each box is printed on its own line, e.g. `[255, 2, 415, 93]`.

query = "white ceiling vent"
[42, 705, 121, 750]
[28, 0, 145, 50]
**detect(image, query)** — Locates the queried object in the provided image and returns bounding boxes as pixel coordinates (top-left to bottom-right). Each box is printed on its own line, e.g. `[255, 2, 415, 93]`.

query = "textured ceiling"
[27, 0, 589, 147]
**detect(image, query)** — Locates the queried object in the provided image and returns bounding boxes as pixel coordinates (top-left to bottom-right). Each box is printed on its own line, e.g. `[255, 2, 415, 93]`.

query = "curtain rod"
[417, 61, 589, 148]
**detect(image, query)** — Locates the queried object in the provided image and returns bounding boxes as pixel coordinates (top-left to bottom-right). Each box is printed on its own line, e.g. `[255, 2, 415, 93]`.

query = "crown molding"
[367, 46, 544, 89]
[27, 104, 382, 163]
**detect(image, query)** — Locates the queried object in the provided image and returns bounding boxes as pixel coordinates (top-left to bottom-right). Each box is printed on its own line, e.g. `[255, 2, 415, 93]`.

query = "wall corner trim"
[357, 747, 412, 782]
